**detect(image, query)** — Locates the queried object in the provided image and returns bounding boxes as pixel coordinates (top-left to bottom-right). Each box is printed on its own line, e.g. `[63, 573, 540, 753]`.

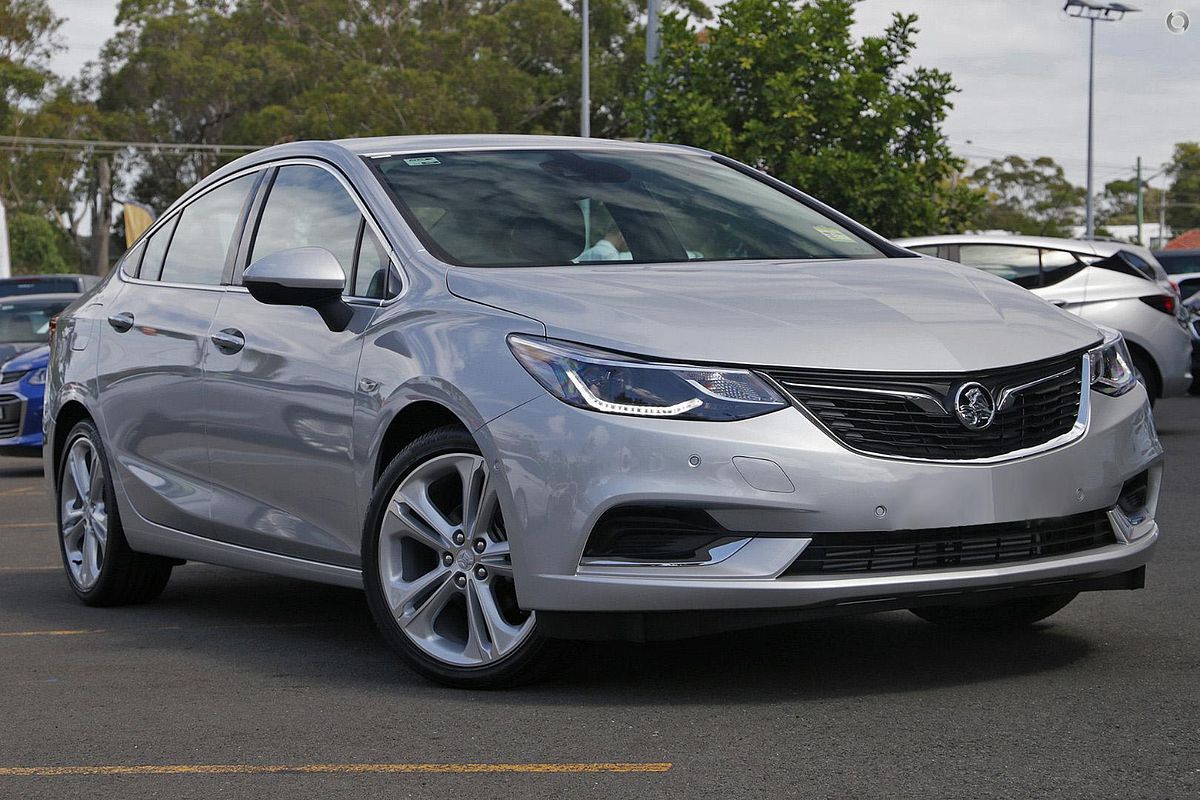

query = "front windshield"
[371, 149, 883, 267]
[0, 299, 70, 344]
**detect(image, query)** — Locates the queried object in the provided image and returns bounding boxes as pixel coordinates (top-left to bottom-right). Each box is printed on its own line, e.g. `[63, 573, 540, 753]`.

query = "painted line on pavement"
[0, 762, 673, 777]
[0, 522, 53, 529]
[0, 565, 60, 572]
[0, 622, 336, 638]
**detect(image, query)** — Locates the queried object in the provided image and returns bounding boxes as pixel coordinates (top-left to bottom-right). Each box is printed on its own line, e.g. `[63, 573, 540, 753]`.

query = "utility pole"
[644, 0, 661, 140]
[91, 157, 111, 276]
[1064, 1, 1138, 240]
[580, 0, 590, 138]
[1159, 186, 1168, 248]
[1135, 156, 1143, 245]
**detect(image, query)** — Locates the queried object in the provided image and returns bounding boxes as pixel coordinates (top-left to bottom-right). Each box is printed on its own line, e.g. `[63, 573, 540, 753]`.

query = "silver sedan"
[44, 136, 1161, 687]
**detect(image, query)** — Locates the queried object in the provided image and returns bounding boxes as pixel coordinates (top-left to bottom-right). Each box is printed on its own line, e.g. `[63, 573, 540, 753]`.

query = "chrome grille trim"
[762, 354, 1091, 464]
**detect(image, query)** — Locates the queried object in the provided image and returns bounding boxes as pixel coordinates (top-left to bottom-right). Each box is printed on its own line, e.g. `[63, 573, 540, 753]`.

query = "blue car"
[0, 344, 50, 458]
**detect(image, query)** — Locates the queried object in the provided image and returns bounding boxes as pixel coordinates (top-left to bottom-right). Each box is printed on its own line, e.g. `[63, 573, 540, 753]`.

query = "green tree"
[966, 155, 1083, 237]
[97, 0, 707, 210]
[0, 0, 60, 129]
[1096, 177, 1164, 228]
[7, 211, 74, 273]
[1166, 142, 1200, 232]
[634, 0, 976, 237]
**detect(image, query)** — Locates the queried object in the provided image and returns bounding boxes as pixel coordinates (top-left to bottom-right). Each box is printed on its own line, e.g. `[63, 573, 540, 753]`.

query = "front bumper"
[480, 383, 1162, 613]
[0, 388, 42, 458]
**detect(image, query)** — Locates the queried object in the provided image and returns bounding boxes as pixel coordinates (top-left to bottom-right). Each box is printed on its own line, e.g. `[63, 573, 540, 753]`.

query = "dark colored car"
[0, 274, 99, 300]
[1153, 249, 1200, 301]
[0, 294, 75, 364]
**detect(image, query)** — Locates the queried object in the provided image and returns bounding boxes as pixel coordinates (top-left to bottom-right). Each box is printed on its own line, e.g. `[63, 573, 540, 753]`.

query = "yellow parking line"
[0, 522, 53, 529]
[0, 762, 673, 777]
[0, 622, 338, 638]
[0, 487, 44, 497]
[0, 565, 60, 572]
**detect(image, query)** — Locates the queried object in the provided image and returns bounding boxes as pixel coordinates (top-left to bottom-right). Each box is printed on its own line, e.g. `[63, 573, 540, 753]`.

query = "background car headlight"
[508, 335, 787, 420]
[25, 368, 47, 386]
[1089, 328, 1137, 397]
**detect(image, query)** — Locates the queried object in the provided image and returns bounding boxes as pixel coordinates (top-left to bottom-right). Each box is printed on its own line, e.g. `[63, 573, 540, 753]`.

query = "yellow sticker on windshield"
[813, 226, 854, 243]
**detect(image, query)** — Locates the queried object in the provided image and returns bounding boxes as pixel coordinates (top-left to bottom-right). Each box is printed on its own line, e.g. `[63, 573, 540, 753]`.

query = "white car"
[897, 235, 1193, 402]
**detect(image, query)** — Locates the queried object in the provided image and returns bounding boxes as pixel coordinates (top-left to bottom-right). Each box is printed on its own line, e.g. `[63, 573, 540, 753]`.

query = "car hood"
[0, 341, 44, 367]
[447, 258, 1103, 372]
[2, 344, 49, 371]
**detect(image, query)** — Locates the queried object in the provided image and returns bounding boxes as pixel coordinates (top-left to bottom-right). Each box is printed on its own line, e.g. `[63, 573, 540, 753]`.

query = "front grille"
[0, 394, 24, 439]
[0, 369, 27, 385]
[783, 510, 1116, 576]
[764, 350, 1084, 460]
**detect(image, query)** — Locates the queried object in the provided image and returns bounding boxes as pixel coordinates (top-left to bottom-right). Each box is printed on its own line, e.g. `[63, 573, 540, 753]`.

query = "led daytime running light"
[566, 370, 703, 417]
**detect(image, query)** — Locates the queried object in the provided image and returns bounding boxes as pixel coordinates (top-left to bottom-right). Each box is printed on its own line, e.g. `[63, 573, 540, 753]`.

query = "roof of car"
[331, 134, 695, 157]
[895, 233, 1150, 258]
[0, 293, 80, 303]
[0, 274, 92, 282]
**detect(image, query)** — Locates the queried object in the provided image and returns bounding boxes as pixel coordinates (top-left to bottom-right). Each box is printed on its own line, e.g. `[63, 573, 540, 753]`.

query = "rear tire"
[910, 593, 1077, 628]
[56, 420, 173, 606]
[362, 426, 567, 688]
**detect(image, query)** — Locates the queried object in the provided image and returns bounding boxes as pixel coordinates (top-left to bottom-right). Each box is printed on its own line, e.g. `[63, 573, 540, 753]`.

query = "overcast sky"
[47, 0, 1200, 190]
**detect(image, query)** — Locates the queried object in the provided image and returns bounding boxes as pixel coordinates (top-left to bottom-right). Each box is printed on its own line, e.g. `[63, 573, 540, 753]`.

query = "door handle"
[210, 328, 245, 354]
[107, 312, 135, 333]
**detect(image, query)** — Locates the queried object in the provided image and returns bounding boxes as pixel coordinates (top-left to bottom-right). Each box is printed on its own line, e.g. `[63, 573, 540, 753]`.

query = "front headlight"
[508, 335, 788, 421]
[1088, 328, 1137, 397]
[26, 368, 47, 386]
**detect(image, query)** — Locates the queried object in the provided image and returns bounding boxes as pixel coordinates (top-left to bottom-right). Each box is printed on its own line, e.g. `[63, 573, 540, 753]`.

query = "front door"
[202, 163, 389, 566]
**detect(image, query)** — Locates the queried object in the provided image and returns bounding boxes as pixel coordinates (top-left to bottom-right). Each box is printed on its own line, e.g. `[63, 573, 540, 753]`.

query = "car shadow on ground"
[9, 564, 1093, 704]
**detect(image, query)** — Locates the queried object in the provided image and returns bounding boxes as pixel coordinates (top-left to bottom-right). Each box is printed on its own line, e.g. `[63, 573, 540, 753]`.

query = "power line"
[0, 135, 264, 155]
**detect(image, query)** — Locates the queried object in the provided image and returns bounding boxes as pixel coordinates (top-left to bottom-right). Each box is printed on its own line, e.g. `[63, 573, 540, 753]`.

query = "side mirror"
[243, 247, 352, 331]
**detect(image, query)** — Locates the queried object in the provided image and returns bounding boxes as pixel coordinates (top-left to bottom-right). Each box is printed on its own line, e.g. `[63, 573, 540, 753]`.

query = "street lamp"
[1064, 0, 1139, 240]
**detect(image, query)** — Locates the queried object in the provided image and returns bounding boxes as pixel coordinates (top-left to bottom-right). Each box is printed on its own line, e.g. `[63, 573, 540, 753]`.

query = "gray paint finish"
[43, 135, 1162, 632]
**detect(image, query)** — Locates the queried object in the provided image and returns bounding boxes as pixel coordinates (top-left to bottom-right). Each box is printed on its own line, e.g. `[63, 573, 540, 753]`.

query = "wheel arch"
[373, 400, 470, 484]
[1123, 339, 1162, 398]
[52, 400, 95, 488]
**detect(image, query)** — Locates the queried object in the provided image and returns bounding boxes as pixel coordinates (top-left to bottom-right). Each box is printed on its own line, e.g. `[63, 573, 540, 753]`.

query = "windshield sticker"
[403, 157, 441, 166]
[813, 226, 854, 243]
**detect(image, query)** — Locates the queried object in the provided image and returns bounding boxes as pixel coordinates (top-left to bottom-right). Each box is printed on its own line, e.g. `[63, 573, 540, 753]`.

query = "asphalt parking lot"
[1, 400, 1197, 800]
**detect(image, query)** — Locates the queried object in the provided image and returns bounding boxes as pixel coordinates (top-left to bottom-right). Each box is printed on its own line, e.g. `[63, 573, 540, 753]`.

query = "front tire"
[56, 420, 173, 606]
[910, 593, 1077, 628]
[362, 426, 565, 688]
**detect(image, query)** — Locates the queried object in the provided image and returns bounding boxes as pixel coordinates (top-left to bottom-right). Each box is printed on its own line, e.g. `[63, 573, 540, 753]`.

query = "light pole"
[1064, 1, 1139, 240]
[581, 0, 590, 138]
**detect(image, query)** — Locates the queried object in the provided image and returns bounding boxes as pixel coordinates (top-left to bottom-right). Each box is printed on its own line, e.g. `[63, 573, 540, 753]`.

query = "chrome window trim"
[764, 354, 1092, 467]
[241, 157, 409, 305]
[116, 159, 409, 304]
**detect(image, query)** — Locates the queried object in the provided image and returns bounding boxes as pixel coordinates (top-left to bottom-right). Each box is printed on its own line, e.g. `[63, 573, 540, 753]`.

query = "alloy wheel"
[61, 436, 108, 590]
[377, 453, 534, 668]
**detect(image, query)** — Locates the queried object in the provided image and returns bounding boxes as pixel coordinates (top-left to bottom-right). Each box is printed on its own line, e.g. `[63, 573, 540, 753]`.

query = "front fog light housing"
[1088, 328, 1137, 397]
[508, 335, 787, 421]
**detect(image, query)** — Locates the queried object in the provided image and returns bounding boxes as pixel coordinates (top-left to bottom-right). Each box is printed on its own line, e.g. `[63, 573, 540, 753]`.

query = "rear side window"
[159, 174, 256, 285]
[139, 218, 177, 281]
[957, 244, 1083, 289]
[120, 241, 146, 278]
[958, 244, 1042, 287]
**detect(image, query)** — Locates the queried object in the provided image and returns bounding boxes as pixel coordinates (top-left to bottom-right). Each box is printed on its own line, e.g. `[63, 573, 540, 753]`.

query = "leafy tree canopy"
[966, 155, 1083, 237]
[1166, 141, 1200, 233]
[635, 0, 979, 237]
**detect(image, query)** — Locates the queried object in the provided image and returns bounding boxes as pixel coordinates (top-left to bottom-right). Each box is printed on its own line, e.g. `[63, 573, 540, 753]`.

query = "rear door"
[202, 162, 394, 566]
[96, 172, 259, 536]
